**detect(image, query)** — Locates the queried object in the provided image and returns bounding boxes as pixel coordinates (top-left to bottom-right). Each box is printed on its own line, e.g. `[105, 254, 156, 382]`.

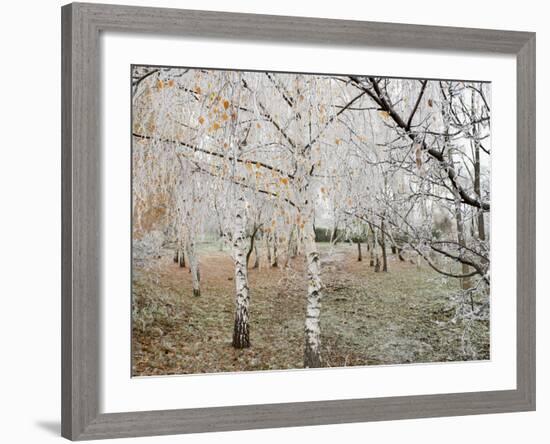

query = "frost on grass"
[132, 244, 489, 376]
[131, 67, 491, 375]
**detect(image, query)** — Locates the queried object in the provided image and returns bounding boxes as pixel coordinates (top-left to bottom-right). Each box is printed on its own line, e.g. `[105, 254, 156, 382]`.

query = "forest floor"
[132, 242, 490, 376]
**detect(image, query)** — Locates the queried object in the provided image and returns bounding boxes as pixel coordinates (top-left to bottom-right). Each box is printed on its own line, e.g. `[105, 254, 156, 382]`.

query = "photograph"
[131, 66, 491, 376]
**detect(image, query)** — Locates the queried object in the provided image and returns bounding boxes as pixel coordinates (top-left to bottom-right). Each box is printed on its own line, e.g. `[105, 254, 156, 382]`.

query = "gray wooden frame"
[61, 2, 536, 440]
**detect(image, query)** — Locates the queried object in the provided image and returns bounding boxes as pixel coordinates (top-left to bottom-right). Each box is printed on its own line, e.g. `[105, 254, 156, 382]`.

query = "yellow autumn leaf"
[156, 79, 164, 89]
[280, 177, 289, 186]
[198, 116, 205, 125]
[223, 100, 230, 109]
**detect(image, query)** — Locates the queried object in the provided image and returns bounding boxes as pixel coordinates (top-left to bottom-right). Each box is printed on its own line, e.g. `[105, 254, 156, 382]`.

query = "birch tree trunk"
[471, 87, 486, 242]
[445, 119, 471, 288]
[303, 218, 322, 368]
[373, 227, 380, 272]
[299, 144, 323, 367]
[453, 189, 471, 289]
[179, 247, 186, 268]
[369, 236, 375, 267]
[271, 233, 278, 267]
[380, 218, 388, 272]
[265, 234, 272, 266]
[186, 237, 200, 296]
[473, 144, 486, 242]
[189, 252, 199, 295]
[232, 194, 250, 349]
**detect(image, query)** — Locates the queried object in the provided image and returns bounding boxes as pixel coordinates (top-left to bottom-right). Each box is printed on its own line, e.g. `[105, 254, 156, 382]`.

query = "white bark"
[299, 149, 323, 367]
[265, 234, 272, 265]
[186, 236, 200, 297]
[452, 186, 471, 288]
[232, 194, 250, 348]
[373, 227, 381, 272]
[271, 232, 278, 267]
[303, 217, 322, 368]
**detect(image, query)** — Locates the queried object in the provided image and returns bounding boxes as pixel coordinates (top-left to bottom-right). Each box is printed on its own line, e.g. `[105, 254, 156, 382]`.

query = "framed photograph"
[61, 2, 536, 440]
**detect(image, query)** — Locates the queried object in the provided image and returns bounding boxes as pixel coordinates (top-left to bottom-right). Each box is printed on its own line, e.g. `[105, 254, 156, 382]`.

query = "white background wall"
[0, 0, 546, 442]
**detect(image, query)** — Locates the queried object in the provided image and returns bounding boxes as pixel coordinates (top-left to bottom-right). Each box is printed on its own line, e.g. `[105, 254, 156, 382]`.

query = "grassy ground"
[132, 242, 489, 376]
